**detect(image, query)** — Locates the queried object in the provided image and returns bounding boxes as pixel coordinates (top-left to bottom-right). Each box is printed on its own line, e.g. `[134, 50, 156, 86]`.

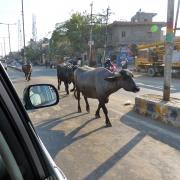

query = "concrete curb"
[134, 94, 180, 128]
[8, 65, 22, 72]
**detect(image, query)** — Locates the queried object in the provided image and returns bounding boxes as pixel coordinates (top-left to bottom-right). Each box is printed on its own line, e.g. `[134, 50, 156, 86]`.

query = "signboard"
[88, 40, 94, 46]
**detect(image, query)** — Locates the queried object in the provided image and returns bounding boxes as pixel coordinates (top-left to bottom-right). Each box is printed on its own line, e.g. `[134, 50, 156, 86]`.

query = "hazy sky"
[0, 0, 179, 55]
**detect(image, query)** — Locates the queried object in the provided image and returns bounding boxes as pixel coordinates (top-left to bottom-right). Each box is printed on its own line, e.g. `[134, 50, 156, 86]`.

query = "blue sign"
[116, 47, 134, 66]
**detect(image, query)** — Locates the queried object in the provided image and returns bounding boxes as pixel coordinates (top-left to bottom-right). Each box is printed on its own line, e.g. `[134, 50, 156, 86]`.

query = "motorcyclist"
[104, 58, 117, 72]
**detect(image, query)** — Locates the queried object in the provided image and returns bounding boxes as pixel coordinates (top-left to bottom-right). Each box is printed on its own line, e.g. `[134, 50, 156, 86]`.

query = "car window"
[0, 132, 23, 180]
[0, 155, 11, 180]
[1, 1, 180, 180]
[0, 100, 36, 180]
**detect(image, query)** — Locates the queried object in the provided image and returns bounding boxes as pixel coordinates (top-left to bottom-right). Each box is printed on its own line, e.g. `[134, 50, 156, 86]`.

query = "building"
[107, 11, 166, 48]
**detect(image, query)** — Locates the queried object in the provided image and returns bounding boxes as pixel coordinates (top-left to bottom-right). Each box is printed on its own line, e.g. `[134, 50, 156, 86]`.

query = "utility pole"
[32, 14, 37, 42]
[89, 2, 93, 66]
[0, 23, 16, 54]
[102, 7, 110, 64]
[88, 4, 111, 66]
[163, 0, 175, 101]
[1, 43, 3, 57]
[18, 20, 23, 53]
[21, 0, 26, 64]
[0, 37, 8, 57]
[3, 37, 6, 57]
[7, 24, 11, 53]
[174, 0, 180, 36]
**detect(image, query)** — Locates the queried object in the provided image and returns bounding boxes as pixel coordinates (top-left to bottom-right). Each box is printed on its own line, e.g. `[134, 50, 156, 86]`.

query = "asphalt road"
[7, 66, 180, 180]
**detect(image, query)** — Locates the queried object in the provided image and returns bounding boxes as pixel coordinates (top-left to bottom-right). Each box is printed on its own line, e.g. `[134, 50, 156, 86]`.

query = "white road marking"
[136, 82, 176, 90]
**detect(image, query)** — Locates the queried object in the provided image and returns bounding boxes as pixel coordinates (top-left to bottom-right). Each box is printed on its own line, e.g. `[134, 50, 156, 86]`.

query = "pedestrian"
[121, 58, 128, 69]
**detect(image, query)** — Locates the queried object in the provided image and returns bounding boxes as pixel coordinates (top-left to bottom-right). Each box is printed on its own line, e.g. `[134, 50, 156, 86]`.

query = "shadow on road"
[120, 110, 180, 151]
[84, 110, 180, 179]
[84, 132, 145, 180]
[36, 112, 105, 158]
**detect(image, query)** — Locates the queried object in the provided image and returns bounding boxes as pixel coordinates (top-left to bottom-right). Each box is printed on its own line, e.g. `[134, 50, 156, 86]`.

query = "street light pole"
[0, 23, 16, 54]
[0, 43, 3, 57]
[89, 2, 93, 66]
[3, 37, 6, 56]
[0, 37, 8, 57]
[7, 24, 11, 53]
[163, 0, 175, 101]
[103, 7, 110, 64]
[21, 0, 26, 64]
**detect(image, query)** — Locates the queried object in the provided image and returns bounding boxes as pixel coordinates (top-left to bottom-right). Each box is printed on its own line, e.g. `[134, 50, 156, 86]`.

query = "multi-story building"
[107, 11, 166, 48]
[103, 10, 166, 65]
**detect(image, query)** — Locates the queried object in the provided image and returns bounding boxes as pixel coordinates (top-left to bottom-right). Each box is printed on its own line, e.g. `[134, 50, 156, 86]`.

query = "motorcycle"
[104, 62, 117, 72]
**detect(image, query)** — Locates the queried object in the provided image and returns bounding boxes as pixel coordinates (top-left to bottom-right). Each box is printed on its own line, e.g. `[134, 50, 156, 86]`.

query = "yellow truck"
[135, 39, 180, 76]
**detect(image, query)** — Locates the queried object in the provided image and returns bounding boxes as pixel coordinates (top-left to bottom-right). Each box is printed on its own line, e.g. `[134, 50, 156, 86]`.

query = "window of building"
[122, 31, 126, 38]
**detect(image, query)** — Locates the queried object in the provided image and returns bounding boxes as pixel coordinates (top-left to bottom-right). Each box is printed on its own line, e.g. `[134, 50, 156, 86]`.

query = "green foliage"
[49, 12, 106, 58]
[25, 39, 42, 62]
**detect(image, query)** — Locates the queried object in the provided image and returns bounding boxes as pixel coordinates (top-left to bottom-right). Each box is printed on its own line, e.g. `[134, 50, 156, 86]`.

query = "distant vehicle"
[136, 39, 180, 76]
[0, 59, 7, 70]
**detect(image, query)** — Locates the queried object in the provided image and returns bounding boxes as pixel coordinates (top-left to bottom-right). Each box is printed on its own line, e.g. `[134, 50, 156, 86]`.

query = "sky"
[0, 0, 179, 56]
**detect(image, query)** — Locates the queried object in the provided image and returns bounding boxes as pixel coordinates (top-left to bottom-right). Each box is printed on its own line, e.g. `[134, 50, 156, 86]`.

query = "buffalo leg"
[25, 73, 28, 81]
[101, 103, 112, 127]
[95, 103, 101, 118]
[28, 72, 31, 81]
[64, 82, 69, 95]
[70, 82, 75, 92]
[77, 90, 81, 113]
[57, 77, 61, 90]
[84, 96, 90, 113]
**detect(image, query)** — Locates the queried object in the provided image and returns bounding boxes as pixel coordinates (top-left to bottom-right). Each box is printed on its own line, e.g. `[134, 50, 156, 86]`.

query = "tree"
[49, 12, 106, 59]
[25, 39, 41, 63]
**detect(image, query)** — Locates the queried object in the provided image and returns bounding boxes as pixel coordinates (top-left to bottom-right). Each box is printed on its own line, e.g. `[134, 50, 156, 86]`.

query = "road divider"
[134, 94, 180, 128]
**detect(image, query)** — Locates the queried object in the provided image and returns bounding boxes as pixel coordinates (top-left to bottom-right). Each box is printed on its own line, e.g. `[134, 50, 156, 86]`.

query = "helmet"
[106, 58, 111, 62]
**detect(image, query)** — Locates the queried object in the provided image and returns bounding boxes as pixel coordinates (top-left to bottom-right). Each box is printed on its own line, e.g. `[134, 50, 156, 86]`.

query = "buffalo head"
[105, 69, 140, 93]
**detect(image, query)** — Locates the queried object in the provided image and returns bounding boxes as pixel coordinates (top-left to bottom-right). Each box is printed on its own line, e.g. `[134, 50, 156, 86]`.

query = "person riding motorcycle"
[104, 58, 116, 72]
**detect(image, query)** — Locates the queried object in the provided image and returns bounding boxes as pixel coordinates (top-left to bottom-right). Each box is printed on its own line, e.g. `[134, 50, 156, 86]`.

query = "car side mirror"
[23, 84, 59, 110]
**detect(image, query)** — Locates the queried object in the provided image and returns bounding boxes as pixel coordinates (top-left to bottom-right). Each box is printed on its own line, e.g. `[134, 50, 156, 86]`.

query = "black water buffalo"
[57, 63, 78, 94]
[74, 66, 140, 127]
[22, 64, 32, 81]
